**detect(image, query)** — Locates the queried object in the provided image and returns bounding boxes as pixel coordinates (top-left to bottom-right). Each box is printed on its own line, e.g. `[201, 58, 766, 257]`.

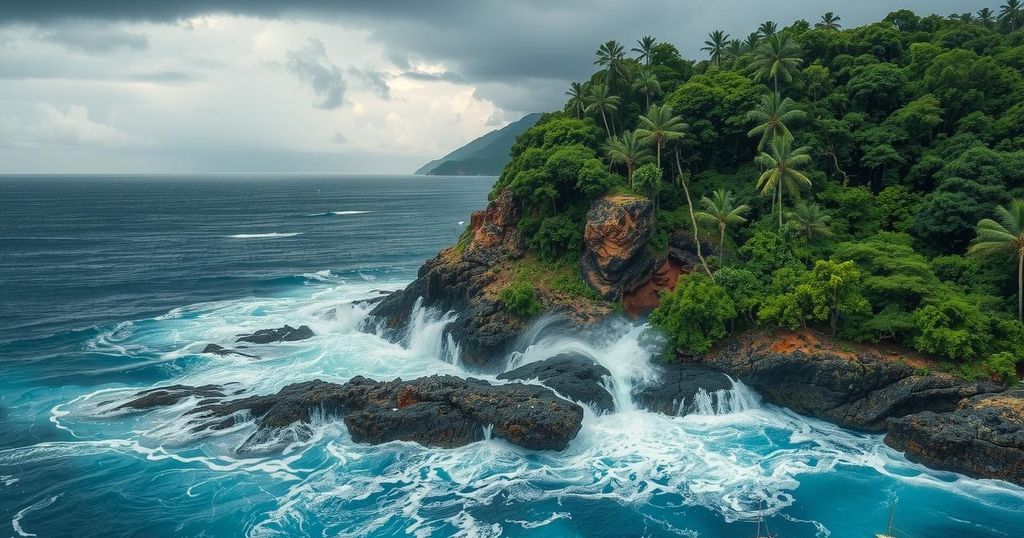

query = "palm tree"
[632, 69, 662, 110]
[758, 21, 778, 37]
[565, 81, 587, 119]
[636, 104, 687, 170]
[632, 36, 658, 65]
[604, 130, 653, 184]
[747, 93, 807, 150]
[726, 40, 744, 65]
[968, 200, 1024, 321]
[674, 150, 713, 277]
[755, 137, 813, 230]
[743, 32, 761, 52]
[978, 7, 996, 27]
[787, 202, 833, 241]
[749, 34, 804, 95]
[1001, 0, 1022, 32]
[702, 30, 730, 66]
[696, 189, 751, 259]
[584, 83, 620, 138]
[816, 12, 842, 30]
[595, 40, 628, 88]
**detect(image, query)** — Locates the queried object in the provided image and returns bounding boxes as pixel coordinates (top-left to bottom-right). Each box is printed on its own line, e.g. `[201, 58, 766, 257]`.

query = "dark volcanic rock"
[367, 189, 528, 368]
[579, 195, 656, 300]
[202, 344, 258, 358]
[498, 353, 614, 412]
[633, 363, 733, 415]
[368, 255, 525, 368]
[236, 325, 314, 344]
[667, 229, 715, 271]
[124, 375, 584, 453]
[885, 390, 1024, 486]
[114, 384, 231, 411]
[703, 331, 1003, 432]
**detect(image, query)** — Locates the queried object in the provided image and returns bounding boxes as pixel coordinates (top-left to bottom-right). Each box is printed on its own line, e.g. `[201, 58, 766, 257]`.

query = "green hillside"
[416, 113, 542, 176]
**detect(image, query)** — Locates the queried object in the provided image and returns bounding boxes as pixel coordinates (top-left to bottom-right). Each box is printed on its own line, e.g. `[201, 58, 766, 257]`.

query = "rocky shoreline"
[359, 189, 1024, 486]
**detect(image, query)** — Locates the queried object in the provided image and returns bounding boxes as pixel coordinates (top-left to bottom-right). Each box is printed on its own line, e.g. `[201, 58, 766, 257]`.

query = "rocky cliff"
[698, 330, 1022, 485]
[368, 189, 615, 368]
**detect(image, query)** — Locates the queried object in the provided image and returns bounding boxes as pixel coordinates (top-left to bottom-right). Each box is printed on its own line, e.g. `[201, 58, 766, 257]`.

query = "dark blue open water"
[0, 175, 1022, 537]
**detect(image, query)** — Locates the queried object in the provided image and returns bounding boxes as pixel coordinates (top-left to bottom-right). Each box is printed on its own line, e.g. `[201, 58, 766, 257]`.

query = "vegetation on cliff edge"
[477, 4, 1024, 383]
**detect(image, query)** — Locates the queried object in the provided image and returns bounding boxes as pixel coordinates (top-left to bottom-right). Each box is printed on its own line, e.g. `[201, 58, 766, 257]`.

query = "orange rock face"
[465, 189, 524, 263]
[579, 195, 656, 300]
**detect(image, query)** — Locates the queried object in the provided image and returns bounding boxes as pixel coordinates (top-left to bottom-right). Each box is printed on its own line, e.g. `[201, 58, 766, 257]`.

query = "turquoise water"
[1, 176, 1022, 537]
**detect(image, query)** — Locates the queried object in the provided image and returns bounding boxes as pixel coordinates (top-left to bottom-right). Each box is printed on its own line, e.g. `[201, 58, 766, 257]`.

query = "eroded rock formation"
[579, 195, 656, 300]
[885, 390, 1024, 485]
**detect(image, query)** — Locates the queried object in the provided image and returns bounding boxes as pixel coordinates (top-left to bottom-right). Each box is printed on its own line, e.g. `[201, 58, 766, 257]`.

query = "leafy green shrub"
[650, 274, 737, 356]
[984, 352, 1019, 385]
[499, 281, 543, 318]
[528, 215, 581, 261]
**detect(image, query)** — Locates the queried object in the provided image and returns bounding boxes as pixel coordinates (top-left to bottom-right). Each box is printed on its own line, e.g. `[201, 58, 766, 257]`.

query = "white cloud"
[0, 17, 509, 173]
[0, 103, 149, 148]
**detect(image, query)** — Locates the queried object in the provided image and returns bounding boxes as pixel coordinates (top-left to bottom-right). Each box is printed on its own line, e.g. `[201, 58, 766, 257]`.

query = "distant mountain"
[415, 113, 542, 176]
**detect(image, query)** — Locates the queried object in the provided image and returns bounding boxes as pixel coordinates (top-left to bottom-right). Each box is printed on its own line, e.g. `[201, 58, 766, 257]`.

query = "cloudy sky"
[0, 0, 992, 174]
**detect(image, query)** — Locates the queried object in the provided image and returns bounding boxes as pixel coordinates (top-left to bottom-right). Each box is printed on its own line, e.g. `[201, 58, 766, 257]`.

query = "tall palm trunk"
[1018, 250, 1023, 322]
[656, 142, 662, 171]
[676, 150, 713, 278]
[776, 181, 783, 231]
[599, 110, 611, 139]
[718, 223, 726, 260]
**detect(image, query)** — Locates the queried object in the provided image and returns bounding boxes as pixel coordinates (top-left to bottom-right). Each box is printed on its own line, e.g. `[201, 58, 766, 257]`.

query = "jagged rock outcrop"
[885, 390, 1024, 486]
[236, 325, 314, 344]
[633, 363, 733, 415]
[498, 353, 614, 413]
[368, 189, 526, 367]
[117, 376, 584, 453]
[702, 330, 1003, 432]
[367, 189, 611, 368]
[202, 344, 258, 358]
[463, 189, 526, 265]
[368, 253, 525, 368]
[579, 195, 656, 300]
[667, 229, 714, 272]
[113, 384, 242, 411]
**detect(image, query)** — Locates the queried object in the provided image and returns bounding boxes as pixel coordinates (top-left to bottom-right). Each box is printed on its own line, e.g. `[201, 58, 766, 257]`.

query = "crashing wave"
[225, 232, 302, 239]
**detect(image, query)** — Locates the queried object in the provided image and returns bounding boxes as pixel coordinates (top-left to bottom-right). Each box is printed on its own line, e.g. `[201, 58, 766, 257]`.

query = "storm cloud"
[285, 38, 346, 109]
[0, 0, 998, 173]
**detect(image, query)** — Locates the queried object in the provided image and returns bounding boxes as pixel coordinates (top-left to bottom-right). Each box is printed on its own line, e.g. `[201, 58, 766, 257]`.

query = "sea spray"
[16, 279, 1024, 537]
[401, 297, 460, 361]
[681, 378, 762, 416]
[503, 319, 658, 411]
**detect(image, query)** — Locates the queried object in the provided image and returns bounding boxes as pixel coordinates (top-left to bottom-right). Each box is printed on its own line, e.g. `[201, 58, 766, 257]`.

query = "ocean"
[0, 175, 1021, 537]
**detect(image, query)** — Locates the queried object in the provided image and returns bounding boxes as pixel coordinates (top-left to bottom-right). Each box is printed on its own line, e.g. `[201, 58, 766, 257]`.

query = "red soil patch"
[724, 328, 945, 370]
[623, 259, 686, 318]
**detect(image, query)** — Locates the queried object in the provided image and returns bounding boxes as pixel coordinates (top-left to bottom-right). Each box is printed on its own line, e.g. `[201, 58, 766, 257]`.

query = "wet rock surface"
[236, 325, 314, 344]
[498, 353, 614, 413]
[885, 390, 1024, 486]
[368, 254, 525, 369]
[201, 344, 258, 358]
[120, 375, 585, 453]
[579, 195, 656, 300]
[114, 384, 236, 411]
[702, 331, 1002, 432]
[633, 363, 733, 416]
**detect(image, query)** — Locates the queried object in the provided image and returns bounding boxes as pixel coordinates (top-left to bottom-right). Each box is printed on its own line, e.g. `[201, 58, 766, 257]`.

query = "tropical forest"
[490, 5, 1024, 384]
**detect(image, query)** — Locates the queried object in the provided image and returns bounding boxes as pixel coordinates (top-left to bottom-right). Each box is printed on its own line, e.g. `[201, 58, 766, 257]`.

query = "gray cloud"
[348, 67, 390, 99]
[0, 0, 996, 112]
[285, 38, 345, 110]
[35, 22, 148, 53]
